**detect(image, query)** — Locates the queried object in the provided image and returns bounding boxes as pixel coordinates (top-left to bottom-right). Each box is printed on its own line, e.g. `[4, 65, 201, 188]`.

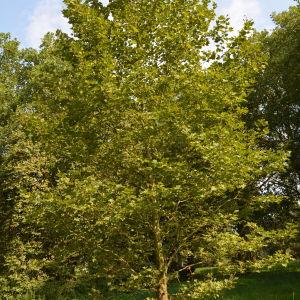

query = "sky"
[0, 0, 296, 48]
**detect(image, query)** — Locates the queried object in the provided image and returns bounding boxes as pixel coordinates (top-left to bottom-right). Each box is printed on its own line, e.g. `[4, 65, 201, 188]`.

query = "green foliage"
[0, 1, 298, 299]
[0, 34, 40, 299]
[177, 276, 236, 300]
[247, 4, 300, 236]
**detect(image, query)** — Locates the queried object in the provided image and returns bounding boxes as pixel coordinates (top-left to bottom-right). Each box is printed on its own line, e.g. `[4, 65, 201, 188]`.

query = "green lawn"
[105, 261, 300, 300]
[222, 270, 300, 300]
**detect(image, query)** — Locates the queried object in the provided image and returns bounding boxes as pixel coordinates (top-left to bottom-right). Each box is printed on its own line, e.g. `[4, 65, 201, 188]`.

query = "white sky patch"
[26, 0, 71, 48]
[221, 0, 262, 30]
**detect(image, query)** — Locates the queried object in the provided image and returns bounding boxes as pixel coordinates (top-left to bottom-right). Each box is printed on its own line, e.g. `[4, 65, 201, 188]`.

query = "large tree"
[1, 1, 296, 299]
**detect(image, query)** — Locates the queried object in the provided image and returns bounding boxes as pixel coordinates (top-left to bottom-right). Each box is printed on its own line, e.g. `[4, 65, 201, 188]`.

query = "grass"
[222, 271, 300, 300]
[106, 260, 300, 300]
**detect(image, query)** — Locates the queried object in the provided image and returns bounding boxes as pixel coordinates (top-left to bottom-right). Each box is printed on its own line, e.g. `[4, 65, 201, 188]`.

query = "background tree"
[0, 34, 39, 295]
[247, 3, 300, 256]
[0, 33, 20, 266]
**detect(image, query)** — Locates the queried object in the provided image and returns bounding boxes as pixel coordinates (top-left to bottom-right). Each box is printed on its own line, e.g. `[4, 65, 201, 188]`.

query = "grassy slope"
[106, 261, 300, 300]
[222, 270, 300, 300]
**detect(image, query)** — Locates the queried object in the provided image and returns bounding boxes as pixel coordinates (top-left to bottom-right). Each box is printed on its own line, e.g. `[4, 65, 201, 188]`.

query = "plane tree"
[1, 1, 296, 299]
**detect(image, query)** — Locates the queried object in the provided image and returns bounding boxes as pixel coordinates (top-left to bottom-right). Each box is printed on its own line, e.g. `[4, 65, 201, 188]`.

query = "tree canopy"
[0, 1, 298, 299]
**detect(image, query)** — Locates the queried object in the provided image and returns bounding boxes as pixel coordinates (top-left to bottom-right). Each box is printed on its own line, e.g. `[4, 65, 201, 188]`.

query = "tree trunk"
[157, 272, 169, 300]
[153, 212, 169, 300]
